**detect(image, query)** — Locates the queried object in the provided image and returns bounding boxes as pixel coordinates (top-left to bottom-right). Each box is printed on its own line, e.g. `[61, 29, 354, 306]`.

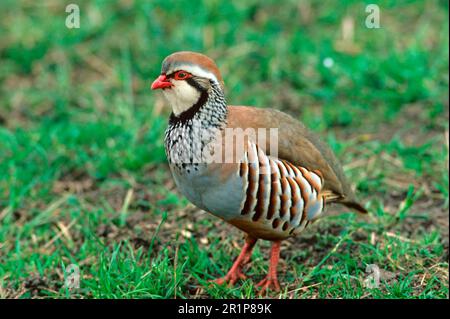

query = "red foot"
[256, 241, 282, 295]
[256, 276, 281, 295]
[210, 237, 257, 287]
[212, 267, 248, 286]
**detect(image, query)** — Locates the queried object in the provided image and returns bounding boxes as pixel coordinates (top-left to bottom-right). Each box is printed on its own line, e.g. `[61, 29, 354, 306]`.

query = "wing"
[226, 105, 367, 213]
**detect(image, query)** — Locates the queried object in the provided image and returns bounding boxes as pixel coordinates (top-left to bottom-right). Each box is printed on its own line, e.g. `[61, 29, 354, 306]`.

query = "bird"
[151, 51, 367, 294]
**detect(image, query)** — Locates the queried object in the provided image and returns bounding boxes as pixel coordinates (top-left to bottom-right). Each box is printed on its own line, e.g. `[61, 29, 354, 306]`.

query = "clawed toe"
[211, 268, 248, 287]
[256, 276, 281, 295]
[209, 237, 257, 288]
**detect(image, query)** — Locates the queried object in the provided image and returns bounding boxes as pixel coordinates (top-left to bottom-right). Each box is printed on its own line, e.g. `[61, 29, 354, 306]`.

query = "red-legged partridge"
[151, 51, 367, 294]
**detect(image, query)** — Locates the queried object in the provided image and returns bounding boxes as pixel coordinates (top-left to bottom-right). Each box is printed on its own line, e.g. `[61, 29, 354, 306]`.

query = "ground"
[0, 1, 448, 298]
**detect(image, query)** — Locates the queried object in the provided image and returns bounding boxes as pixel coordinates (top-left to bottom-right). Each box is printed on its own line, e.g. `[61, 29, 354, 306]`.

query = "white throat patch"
[162, 80, 201, 116]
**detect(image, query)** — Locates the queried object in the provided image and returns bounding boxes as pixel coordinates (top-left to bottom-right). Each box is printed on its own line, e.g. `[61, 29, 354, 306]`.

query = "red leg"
[256, 241, 281, 294]
[212, 236, 257, 286]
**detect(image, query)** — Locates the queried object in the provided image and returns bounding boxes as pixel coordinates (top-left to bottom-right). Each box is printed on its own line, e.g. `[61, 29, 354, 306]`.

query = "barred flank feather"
[238, 141, 325, 237]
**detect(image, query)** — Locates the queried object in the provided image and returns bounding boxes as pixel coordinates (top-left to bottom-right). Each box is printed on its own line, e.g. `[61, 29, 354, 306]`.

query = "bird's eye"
[174, 71, 190, 80]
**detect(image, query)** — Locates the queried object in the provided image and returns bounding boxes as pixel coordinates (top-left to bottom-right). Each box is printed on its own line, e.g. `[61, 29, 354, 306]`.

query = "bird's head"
[151, 51, 225, 117]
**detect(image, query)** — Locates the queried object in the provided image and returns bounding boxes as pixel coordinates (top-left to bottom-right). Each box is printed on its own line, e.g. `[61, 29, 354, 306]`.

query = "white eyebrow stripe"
[170, 64, 219, 84]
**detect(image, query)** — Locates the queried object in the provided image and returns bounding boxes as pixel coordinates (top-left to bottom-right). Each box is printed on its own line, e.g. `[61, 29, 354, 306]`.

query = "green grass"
[0, 0, 448, 298]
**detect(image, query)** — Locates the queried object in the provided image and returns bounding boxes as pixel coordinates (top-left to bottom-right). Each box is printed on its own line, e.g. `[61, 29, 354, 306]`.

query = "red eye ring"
[174, 70, 191, 80]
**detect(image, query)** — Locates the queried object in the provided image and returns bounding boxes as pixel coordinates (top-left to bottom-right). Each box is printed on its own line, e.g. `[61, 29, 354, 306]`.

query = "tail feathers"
[321, 190, 368, 214]
[340, 200, 368, 214]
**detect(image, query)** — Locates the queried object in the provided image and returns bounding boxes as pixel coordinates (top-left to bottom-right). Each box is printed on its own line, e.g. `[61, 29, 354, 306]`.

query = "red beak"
[151, 74, 172, 90]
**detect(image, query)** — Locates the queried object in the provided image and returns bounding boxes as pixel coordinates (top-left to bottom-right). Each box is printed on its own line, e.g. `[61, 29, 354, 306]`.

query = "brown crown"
[161, 51, 224, 89]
